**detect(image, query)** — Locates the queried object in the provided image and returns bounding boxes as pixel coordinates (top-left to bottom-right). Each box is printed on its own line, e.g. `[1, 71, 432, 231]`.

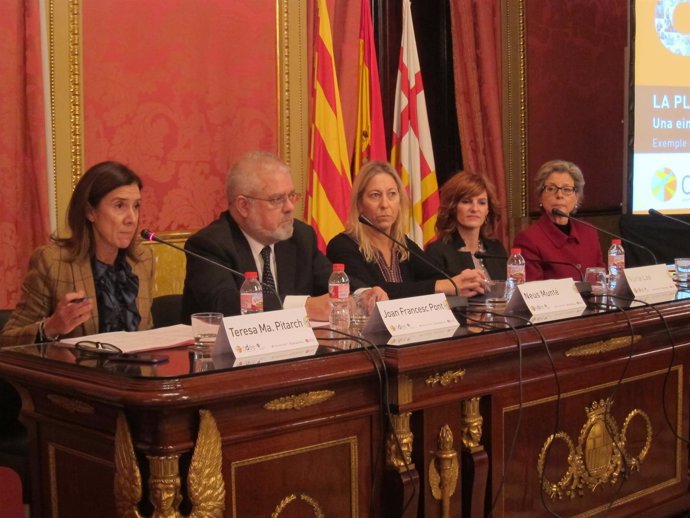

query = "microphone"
[140, 229, 283, 309]
[357, 214, 467, 307]
[551, 208, 658, 265]
[648, 208, 690, 228]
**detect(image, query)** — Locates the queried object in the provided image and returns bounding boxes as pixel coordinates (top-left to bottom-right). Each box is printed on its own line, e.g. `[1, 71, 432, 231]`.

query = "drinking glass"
[191, 312, 224, 351]
[350, 293, 369, 328]
[675, 258, 690, 284]
[584, 267, 608, 295]
[484, 280, 508, 306]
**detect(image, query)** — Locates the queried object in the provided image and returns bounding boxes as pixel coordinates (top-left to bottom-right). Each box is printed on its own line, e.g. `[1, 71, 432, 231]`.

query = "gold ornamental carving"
[114, 410, 225, 518]
[428, 425, 459, 518]
[565, 335, 641, 358]
[386, 412, 414, 471]
[461, 397, 484, 452]
[537, 399, 652, 500]
[47, 394, 94, 414]
[271, 493, 325, 518]
[425, 368, 466, 387]
[263, 390, 335, 411]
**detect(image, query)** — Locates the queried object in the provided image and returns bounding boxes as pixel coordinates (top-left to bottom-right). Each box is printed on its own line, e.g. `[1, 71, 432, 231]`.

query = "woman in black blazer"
[327, 161, 485, 300]
[426, 171, 507, 280]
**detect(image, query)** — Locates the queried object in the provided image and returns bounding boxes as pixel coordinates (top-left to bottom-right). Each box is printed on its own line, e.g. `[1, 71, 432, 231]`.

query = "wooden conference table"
[1, 294, 690, 518]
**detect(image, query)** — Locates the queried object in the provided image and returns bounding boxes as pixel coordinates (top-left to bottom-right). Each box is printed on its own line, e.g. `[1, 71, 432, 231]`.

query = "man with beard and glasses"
[182, 151, 387, 321]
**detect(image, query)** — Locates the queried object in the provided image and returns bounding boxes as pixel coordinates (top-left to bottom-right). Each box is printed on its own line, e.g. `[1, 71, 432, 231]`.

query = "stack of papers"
[61, 324, 193, 353]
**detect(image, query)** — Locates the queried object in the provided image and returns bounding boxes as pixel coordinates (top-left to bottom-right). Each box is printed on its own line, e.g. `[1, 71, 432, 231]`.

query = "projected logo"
[651, 167, 677, 201]
[655, 0, 690, 56]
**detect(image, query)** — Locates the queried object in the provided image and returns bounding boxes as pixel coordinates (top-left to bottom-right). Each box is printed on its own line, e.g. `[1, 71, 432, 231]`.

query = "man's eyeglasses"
[242, 192, 301, 208]
[75, 340, 122, 356]
[542, 185, 577, 196]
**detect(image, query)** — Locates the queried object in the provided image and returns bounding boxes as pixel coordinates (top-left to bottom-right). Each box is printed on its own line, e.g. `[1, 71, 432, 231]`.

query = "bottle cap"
[611, 239, 622, 245]
[332, 263, 345, 271]
[244, 271, 258, 278]
[510, 248, 522, 254]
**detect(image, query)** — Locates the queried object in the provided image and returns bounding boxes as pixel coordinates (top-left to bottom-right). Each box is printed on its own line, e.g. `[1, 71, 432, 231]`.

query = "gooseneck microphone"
[551, 208, 659, 265]
[140, 229, 283, 309]
[649, 208, 690, 228]
[357, 214, 466, 304]
[474, 252, 584, 281]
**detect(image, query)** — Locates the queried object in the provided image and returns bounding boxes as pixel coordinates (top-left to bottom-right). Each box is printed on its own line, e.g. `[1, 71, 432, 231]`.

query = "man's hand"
[358, 286, 388, 314]
[305, 294, 331, 322]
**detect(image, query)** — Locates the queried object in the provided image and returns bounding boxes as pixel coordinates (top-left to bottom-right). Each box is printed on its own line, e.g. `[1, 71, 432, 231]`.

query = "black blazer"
[425, 232, 507, 280]
[182, 211, 335, 319]
[326, 233, 439, 299]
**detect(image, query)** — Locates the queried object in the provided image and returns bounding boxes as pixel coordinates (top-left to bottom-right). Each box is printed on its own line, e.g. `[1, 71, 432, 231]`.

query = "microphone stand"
[649, 208, 690, 228]
[551, 208, 659, 265]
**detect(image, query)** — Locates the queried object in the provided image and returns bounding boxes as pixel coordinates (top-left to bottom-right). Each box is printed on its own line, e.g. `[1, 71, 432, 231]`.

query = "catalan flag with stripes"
[390, 0, 440, 248]
[353, 0, 386, 175]
[305, 0, 352, 252]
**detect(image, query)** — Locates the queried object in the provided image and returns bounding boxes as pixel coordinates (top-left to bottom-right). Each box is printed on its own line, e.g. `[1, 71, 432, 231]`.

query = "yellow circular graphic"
[651, 167, 677, 201]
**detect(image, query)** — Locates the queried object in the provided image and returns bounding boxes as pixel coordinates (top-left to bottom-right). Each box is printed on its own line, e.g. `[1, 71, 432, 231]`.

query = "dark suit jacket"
[425, 232, 507, 280]
[1, 243, 154, 347]
[326, 233, 438, 299]
[182, 211, 335, 318]
[513, 212, 605, 280]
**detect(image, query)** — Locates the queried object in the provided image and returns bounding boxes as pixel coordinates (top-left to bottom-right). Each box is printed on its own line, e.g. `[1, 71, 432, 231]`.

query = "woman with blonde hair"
[327, 161, 485, 299]
[426, 171, 507, 280]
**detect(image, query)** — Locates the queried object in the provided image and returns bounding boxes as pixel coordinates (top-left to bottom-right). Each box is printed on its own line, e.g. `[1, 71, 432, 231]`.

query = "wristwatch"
[37, 319, 59, 342]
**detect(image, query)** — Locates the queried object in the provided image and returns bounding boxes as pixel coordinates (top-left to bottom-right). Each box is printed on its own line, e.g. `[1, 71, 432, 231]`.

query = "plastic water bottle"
[506, 248, 526, 298]
[607, 239, 625, 291]
[329, 263, 350, 330]
[240, 272, 263, 314]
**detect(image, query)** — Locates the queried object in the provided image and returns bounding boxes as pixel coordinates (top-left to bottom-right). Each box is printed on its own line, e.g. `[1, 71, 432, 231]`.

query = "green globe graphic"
[651, 168, 676, 202]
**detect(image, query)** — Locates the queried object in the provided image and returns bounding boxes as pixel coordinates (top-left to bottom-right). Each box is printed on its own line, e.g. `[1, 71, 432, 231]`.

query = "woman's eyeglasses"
[75, 340, 122, 356]
[542, 185, 577, 196]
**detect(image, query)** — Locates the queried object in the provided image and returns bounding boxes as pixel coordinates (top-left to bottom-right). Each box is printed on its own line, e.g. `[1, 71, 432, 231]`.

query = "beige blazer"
[1, 242, 154, 347]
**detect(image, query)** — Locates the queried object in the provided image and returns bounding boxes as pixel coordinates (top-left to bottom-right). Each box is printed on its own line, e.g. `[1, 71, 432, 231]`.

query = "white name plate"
[507, 278, 586, 316]
[217, 308, 318, 358]
[365, 293, 459, 337]
[621, 264, 677, 302]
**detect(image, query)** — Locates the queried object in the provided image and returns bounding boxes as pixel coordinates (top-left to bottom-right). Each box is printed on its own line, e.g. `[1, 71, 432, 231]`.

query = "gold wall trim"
[277, 0, 309, 217]
[502, 0, 528, 239]
[231, 436, 358, 517]
[47, 0, 84, 236]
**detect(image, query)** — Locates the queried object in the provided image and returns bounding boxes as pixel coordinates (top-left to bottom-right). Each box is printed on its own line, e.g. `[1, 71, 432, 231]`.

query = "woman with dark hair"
[426, 171, 507, 280]
[326, 160, 485, 299]
[512, 159, 604, 280]
[1, 161, 154, 346]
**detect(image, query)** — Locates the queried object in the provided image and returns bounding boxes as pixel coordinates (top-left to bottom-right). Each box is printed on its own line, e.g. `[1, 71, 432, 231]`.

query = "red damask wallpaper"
[82, 0, 278, 232]
[526, 0, 627, 213]
[0, 0, 48, 308]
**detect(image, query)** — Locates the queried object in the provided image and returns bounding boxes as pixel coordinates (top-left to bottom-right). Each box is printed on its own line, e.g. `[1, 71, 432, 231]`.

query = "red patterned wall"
[82, 0, 278, 232]
[526, 0, 628, 213]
